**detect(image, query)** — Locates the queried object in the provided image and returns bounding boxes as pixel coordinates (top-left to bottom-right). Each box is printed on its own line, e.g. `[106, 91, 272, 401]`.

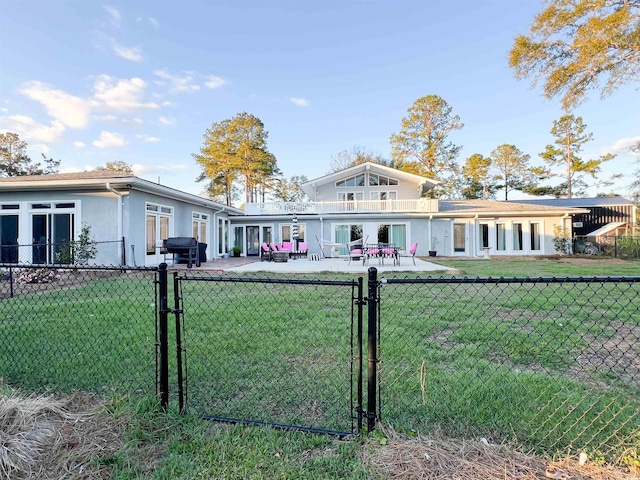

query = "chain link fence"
[377, 276, 640, 462]
[171, 271, 363, 435]
[0, 264, 158, 397]
[2, 263, 639, 464]
[574, 235, 640, 259]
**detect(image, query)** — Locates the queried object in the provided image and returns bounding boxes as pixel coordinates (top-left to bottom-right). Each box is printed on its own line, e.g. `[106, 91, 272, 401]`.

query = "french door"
[31, 213, 73, 264]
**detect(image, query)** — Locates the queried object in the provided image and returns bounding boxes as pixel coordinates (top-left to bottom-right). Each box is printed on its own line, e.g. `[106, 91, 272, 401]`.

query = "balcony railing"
[244, 199, 439, 215]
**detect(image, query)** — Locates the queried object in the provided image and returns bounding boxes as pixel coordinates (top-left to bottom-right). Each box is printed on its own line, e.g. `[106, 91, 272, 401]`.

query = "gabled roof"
[507, 195, 635, 208]
[301, 162, 439, 197]
[0, 171, 244, 214]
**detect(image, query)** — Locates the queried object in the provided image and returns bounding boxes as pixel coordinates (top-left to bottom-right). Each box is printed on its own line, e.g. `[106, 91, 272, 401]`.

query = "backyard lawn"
[1, 257, 639, 479]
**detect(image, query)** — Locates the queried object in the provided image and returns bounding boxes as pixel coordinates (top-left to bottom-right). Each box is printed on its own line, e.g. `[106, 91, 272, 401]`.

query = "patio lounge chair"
[408, 242, 418, 265]
[280, 241, 293, 254]
[297, 242, 308, 258]
[364, 244, 380, 266]
[380, 244, 398, 266]
[261, 243, 272, 262]
[347, 236, 368, 265]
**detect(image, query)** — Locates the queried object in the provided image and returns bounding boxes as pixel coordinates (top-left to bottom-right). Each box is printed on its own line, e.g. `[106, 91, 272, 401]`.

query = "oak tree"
[509, 0, 640, 109]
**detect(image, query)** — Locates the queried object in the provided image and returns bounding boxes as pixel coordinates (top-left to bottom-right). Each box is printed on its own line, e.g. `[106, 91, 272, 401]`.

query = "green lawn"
[431, 257, 640, 278]
[2, 259, 639, 477]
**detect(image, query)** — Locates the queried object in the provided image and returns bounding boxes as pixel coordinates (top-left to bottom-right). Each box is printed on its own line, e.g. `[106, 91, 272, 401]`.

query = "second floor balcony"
[244, 198, 439, 215]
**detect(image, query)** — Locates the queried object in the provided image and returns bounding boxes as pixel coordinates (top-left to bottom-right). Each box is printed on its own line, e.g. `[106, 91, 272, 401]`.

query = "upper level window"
[369, 173, 398, 186]
[1, 204, 19, 210]
[336, 174, 365, 187]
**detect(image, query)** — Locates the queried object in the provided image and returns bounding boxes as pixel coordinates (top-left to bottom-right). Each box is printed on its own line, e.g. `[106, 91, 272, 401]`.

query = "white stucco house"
[0, 163, 593, 266]
[0, 171, 242, 267]
[233, 162, 589, 258]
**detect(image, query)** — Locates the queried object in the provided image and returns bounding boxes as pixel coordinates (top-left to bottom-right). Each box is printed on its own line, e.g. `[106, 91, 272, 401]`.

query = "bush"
[616, 235, 640, 259]
[552, 225, 571, 254]
[15, 268, 61, 284]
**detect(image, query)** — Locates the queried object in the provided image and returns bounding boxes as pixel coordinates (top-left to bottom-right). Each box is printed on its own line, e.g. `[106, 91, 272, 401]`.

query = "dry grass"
[1, 390, 637, 479]
[363, 424, 638, 480]
[0, 390, 127, 480]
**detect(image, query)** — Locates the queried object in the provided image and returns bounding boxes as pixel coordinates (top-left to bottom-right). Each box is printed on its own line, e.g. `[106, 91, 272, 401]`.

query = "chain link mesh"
[0, 265, 158, 397]
[174, 272, 360, 434]
[378, 276, 640, 461]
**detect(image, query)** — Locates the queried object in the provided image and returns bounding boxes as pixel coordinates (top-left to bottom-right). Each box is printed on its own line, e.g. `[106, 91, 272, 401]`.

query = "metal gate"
[166, 270, 365, 435]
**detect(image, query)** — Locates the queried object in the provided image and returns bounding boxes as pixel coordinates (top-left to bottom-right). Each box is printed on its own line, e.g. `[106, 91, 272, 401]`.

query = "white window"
[368, 173, 398, 186]
[513, 223, 523, 251]
[370, 191, 397, 200]
[146, 203, 173, 264]
[336, 174, 365, 187]
[192, 212, 209, 244]
[530, 222, 541, 251]
[496, 223, 506, 251]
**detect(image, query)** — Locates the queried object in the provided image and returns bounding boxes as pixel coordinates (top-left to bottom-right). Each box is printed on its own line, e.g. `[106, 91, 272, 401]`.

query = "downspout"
[106, 183, 124, 265]
[562, 213, 571, 254]
[428, 215, 433, 252]
[472, 214, 479, 258]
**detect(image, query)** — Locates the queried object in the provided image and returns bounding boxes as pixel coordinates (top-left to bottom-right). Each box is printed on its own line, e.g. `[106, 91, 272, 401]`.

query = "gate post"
[158, 263, 169, 411]
[366, 267, 378, 432]
[173, 271, 185, 413]
[356, 276, 364, 432]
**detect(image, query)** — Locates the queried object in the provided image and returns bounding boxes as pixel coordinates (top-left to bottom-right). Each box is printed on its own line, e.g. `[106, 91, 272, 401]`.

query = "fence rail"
[0, 238, 126, 266]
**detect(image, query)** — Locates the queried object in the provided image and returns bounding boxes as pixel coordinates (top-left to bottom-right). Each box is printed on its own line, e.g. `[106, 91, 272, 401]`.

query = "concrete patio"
[170, 255, 454, 274]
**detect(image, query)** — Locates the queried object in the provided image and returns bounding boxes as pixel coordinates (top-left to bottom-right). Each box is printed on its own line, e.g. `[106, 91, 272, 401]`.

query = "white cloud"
[149, 17, 159, 28]
[290, 97, 310, 107]
[20, 81, 92, 129]
[74, 141, 86, 148]
[158, 116, 175, 126]
[35, 143, 50, 153]
[103, 5, 121, 21]
[93, 75, 159, 112]
[603, 136, 640, 155]
[112, 43, 143, 62]
[153, 69, 200, 93]
[0, 115, 66, 142]
[93, 130, 127, 148]
[136, 134, 160, 142]
[131, 163, 152, 175]
[205, 75, 227, 89]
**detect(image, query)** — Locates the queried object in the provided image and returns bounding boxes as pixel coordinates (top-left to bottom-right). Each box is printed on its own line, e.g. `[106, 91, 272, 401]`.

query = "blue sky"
[1, 0, 638, 200]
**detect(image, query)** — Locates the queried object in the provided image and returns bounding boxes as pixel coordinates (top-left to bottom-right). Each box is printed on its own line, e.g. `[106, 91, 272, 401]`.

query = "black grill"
[164, 237, 200, 268]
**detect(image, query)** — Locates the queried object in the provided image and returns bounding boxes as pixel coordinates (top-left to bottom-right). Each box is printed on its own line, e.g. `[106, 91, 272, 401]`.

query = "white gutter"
[106, 183, 124, 264]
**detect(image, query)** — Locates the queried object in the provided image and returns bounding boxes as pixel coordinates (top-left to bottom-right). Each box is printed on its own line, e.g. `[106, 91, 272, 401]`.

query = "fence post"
[173, 272, 185, 413]
[367, 267, 378, 432]
[158, 263, 169, 411]
[356, 276, 364, 432]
